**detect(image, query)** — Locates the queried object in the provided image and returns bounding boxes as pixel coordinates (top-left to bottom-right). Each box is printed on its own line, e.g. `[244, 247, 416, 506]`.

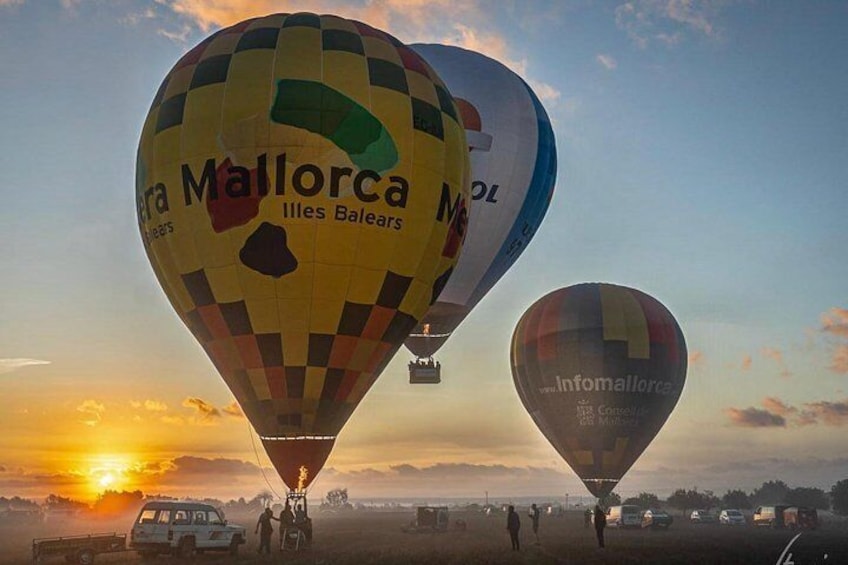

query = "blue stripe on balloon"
[468, 78, 558, 307]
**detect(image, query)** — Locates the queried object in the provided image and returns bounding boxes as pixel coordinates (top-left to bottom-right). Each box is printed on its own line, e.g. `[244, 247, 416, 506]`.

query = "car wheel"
[229, 535, 242, 556]
[76, 549, 95, 565]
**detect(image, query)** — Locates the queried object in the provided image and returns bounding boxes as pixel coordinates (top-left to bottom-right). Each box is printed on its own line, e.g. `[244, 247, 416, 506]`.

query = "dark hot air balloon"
[510, 283, 687, 498]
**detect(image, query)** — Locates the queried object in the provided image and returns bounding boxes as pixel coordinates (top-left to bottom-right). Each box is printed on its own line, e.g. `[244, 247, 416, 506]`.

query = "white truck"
[129, 500, 245, 558]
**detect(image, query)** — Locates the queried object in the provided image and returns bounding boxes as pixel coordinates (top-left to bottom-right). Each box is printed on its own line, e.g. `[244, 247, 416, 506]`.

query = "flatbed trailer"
[32, 532, 126, 564]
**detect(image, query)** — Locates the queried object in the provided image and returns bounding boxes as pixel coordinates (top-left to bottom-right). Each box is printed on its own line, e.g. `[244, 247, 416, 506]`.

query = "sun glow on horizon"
[88, 454, 134, 496]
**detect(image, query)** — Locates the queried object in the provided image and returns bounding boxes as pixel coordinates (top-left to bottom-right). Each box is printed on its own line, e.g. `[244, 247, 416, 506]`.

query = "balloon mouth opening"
[582, 478, 620, 497]
[261, 436, 336, 491]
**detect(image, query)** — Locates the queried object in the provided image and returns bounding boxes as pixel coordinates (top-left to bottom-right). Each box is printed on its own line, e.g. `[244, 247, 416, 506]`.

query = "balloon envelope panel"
[511, 283, 687, 497]
[405, 44, 557, 359]
[136, 13, 470, 488]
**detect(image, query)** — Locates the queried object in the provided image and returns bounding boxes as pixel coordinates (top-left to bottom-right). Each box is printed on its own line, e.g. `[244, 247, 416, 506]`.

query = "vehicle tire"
[76, 549, 95, 565]
[229, 535, 242, 556]
[177, 537, 195, 559]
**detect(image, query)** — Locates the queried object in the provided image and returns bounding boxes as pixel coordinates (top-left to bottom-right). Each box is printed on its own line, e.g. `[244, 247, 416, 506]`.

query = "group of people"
[255, 499, 312, 554]
[505, 503, 608, 550]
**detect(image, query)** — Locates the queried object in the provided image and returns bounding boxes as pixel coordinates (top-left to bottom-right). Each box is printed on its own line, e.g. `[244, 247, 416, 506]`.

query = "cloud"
[120, 7, 156, 26]
[760, 346, 783, 364]
[144, 400, 168, 412]
[182, 397, 221, 422]
[0, 0, 24, 7]
[724, 407, 785, 428]
[0, 358, 50, 375]
[614, 0, 727, 48]
[830, 344, 848, 374]
[760, 346, 791, 378]
[820, 308, 848, 373]
[160, 415, 185, 426]
[596, 53, 618, 70]
[222, 401, 244, 418]
[688, 350, 704, 368]
[740, 355, 752, 371]
[154, 1, 560, 104]
[821, 307, 848, 338]
[727, 396, 848, 428]
[76, 399, 106, 427]
[802, 400, 848, 427]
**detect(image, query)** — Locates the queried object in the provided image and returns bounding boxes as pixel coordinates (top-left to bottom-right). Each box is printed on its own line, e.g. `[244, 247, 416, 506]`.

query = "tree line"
[598, 479, 848, 516]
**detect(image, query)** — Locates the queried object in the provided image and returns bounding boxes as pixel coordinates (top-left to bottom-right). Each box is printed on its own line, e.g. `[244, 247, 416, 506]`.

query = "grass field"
[12, 508, 848, 565]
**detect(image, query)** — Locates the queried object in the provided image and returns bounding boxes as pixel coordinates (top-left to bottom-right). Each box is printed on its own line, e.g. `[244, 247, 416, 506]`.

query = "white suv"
[129, 501, 246, 558]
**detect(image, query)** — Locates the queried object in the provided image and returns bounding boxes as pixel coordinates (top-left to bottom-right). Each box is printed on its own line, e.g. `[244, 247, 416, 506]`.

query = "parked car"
[719, 509, 746, 526]
[605, 505, 642, 528]
[129, 500, 246, 558]
[752, 505, 789, 528]
[641, 509, 673, 529]
[784, 507, 818, 530]
[690, 509, 717, 524]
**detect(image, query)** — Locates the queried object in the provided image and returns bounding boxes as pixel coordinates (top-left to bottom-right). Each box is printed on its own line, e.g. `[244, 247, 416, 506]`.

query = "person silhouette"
[506, 505, 521, 551]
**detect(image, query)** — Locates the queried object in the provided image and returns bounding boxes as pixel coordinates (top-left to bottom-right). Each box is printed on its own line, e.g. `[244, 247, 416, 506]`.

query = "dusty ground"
[12, 509, 848, 565]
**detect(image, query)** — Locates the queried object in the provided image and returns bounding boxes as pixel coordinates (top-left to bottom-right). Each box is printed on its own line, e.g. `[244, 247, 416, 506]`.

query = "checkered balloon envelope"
[135, 12, 471, 490]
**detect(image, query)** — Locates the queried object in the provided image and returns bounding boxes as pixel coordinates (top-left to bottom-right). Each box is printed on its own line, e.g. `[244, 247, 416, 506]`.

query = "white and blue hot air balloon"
[405, 44, 558, 382]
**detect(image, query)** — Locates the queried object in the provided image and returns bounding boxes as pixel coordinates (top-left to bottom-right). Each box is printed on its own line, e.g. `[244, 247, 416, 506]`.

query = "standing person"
[529, 503, 541, 544]
[506, 505, 521, 551]
[279, 500, 293, 550]
[593, 505, 607, 549]
[255, 507, 277, 554]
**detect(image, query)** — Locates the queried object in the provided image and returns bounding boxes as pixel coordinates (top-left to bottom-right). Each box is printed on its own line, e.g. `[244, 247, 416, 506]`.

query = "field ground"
[11, 509, 848, 565]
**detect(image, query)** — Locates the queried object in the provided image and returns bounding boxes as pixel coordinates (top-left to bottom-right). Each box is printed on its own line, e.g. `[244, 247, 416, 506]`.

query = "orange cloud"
[760, 347, 791, 378]
[831, 344, 848, 374]
[688, 350, 704, 368]
[728, 396, 848, 428]
[741, 355, 752, 371]
[182, 397, 220, 422]
[802, 399, 848, 427]
[761, 397, 794, 417]
[76, 400, 105, 427]
[144, 400, 168, 412]
[724, 407, 785, 428]
[821, 307, 848, 338]
[155, 1, 560, 104]
[222, 401, 244, 418]
[761, 347, 783, 364]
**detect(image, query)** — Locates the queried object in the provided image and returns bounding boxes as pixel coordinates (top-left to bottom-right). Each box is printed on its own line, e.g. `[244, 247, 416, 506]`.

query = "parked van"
[752, 505, 789, 528]
[605, 505, 642, 528]
[784, 507, 818, 530]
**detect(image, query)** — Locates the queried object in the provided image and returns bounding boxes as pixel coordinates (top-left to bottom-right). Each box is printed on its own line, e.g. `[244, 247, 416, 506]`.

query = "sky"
[1, 0, 846, 505]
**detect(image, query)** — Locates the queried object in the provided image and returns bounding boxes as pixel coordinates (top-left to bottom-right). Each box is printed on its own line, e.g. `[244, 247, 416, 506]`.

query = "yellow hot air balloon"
[135, 12, 470, 490]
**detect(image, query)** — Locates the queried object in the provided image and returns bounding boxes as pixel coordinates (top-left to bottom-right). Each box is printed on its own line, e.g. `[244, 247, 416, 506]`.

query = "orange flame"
[297, 465, 308, 491]
[423, 324, 431, 336]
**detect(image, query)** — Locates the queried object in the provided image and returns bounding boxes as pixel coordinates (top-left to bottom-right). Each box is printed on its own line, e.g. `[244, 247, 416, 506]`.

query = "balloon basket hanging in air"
[408, 358, 441, 384]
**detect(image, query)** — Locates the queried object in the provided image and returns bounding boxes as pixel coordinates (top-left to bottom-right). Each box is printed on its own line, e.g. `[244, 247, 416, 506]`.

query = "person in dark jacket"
[506, 505, 521, 551]
[594, 505, 606, 549]
[255, 507, 278, 554]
